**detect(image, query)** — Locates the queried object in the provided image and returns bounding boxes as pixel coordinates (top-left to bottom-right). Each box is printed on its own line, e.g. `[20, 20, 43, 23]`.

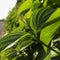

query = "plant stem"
[40, 41, 60, 55]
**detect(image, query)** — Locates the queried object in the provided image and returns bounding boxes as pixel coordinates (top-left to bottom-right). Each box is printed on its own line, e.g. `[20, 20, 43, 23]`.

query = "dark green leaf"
[16, 33, 34, 51]
[0, 30, 26, 52]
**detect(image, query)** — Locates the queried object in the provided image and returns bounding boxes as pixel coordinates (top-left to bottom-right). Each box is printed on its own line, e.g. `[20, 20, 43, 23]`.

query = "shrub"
[0, 0, 60, 60]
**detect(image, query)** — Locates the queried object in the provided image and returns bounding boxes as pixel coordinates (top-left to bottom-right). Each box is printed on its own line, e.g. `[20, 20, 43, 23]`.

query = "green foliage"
[43, 0, 60, 8]
[1, 0, 60, 60]
[40, 8, 60, 45]
[5, 7, 20, 32]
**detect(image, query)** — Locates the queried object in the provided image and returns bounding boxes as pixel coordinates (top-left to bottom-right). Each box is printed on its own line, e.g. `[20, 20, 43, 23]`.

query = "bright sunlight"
[0, 0, 17, 19]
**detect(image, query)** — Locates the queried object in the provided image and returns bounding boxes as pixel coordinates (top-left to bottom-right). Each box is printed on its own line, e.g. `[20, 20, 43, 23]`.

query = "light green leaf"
[18, 0, 33, 15]
[43, 0, 48, 7]
[40, 8, 60, 45]
[0, 48, 17, 60]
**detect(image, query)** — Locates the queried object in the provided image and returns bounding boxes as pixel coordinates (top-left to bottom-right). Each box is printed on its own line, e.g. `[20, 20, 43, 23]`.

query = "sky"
[0, 0, 17, 19]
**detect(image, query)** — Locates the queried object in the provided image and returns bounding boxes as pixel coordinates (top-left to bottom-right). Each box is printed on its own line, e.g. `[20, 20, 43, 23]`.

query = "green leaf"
[18, 0, 40, 15]
[43, 0, 48, 7]
[18, 0, 33, 15]
[16, 33, 34, 51]
[30, 8, 40, 36]
[44, 48, 60, 60]
[30, 6, 55, 36]
[47, 0, 60, 8]
[0, 30, 26, 52]
[36, 7, 55, 31]
[44, 54, 51, 60]
[13, 55, 28, 60]
[0, 48, 17, 60]
[40, 8, 60, 45]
